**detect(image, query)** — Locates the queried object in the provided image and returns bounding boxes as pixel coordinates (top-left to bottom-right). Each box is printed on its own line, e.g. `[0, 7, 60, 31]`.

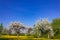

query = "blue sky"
[0, 0, 60, 28]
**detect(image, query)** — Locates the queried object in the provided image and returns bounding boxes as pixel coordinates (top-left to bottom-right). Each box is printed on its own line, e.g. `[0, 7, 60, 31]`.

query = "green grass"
[0, 34, 60, 40]
[0, 38, 60, 40]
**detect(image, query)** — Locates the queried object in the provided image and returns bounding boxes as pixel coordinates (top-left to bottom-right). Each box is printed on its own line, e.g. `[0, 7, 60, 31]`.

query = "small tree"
[0, 23, 3, 34]
[26, 27, 33, 35]
[2, 28, 8, 35]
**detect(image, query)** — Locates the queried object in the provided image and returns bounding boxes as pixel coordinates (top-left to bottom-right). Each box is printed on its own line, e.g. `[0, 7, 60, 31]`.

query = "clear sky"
[0, 0, 60, 28]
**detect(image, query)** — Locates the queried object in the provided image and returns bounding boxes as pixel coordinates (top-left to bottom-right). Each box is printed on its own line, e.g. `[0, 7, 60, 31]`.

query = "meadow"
[0, 35, 60, 40]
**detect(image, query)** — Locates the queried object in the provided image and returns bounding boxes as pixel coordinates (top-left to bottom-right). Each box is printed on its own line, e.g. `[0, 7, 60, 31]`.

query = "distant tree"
[51, 18, 60, 35]
[26, 27, 33, 35]
[33, 19, 54, 38]
[0, 23, 3, 34]
[2, 28, 8, 35]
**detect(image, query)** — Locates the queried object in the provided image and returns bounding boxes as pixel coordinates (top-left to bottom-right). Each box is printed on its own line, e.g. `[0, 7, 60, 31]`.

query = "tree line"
[0, 18, 60, 38]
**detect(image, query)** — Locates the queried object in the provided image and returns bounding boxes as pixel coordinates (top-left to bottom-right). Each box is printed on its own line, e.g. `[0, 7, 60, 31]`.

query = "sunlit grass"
[1, 35, 33, 38]
[0, 35, 60, 40]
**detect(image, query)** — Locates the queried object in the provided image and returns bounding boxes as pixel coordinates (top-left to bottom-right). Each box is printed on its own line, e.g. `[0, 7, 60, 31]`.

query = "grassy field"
[0, 35, 60, 40]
